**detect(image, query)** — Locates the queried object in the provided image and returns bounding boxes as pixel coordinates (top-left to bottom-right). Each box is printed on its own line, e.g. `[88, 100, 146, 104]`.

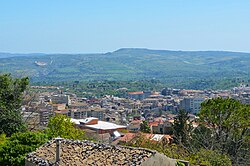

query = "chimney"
[55, 137, 62, 163]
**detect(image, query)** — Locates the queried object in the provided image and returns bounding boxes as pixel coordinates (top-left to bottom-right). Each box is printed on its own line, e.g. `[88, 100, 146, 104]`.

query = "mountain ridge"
[1, 48, 250, 57]
[0, 48, 249, 85]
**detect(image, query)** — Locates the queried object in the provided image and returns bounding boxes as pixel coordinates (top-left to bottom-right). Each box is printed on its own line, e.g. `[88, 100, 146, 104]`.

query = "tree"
[45, 114, 85, 140]
[0, 134, 7, 145]
[140, 120, 151, 133]
[0, 131, 48, 166]
[0, 74, 29, 136]
[187, 149, 232, 166]
[198, 98, 250, 166]
[190, 124, 214, 150]
[22, 91, 43, 131]
[123, 134, 232, 166]
[173, 109, 192, 146]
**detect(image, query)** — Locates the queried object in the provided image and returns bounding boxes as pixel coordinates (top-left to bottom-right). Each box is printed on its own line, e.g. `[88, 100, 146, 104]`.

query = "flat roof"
[128, 91, 144, 95]
[71, 118, 127, 130]
[85, 121, 127, 130]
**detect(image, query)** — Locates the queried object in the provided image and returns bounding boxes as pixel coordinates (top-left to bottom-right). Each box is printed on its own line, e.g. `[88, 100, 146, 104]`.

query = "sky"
[0, 0, 250, 53]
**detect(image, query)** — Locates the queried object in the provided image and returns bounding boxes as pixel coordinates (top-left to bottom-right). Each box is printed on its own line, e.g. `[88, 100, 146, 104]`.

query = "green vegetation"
[0, 114, 87, 166]
[124, 134, 232, 166]
[188, 149, 232, 166]
[124, 98, 250, 166]
[69, 79, 165, 98]
[0, 74, 29, 136]
[197, 98, 250, 166]
[140, 121, 151, 133]
[0, 132, 48, 166]
[0, 134, 7, 145]
[32, 78, 246, 99]
[0, 75, 88, 166]
[173, 110, 192, 145]
[1, 48, 250, 90]
[45, 114, 85, 140]
[176, 161, 185, 166]
[0, 74, 249, 165]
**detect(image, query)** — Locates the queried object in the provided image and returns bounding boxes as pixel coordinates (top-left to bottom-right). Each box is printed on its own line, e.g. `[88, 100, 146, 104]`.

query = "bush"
[0, 132, 48, 166]
[186, 149, 232, 166]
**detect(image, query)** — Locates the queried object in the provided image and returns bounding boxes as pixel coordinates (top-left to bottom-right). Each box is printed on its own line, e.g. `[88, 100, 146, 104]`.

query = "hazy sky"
[1, 0, 250, 53]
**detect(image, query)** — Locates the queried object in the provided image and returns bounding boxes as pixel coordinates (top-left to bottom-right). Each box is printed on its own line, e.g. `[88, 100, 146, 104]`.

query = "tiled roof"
[149, 122, 160, 127]
[130, 120, 142, 124]
[26, 139, 154, 166]
[118, 133, 137, 142]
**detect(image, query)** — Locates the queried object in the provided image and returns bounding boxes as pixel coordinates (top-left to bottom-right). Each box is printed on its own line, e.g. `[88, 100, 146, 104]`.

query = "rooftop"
[71, 118, 127, 130]
[26, 139, 156, 166]
[128, 91, 144, 95]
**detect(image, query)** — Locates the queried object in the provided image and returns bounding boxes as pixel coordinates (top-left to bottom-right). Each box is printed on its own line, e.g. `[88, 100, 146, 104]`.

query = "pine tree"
[0, 74, 29, 136]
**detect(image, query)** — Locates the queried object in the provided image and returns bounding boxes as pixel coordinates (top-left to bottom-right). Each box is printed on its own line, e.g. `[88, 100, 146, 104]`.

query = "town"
[23, 83, 250, 145]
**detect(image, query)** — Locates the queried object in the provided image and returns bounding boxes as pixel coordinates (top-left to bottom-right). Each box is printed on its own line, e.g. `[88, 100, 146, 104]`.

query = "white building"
[180, 97, 205, 114]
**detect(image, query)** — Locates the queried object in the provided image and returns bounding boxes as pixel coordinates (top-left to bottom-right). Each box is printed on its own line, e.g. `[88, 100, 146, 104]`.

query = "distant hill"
[0, 48, 249, 84]
[0, 52, 45, 59]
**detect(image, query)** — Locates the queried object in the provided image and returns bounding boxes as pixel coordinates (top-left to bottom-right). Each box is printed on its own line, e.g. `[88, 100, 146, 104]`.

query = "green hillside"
[0, 48, 249, 86]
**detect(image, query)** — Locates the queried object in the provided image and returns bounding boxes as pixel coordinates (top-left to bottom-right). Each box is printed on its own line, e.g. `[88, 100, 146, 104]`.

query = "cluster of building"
[22, 84, 250, 145]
